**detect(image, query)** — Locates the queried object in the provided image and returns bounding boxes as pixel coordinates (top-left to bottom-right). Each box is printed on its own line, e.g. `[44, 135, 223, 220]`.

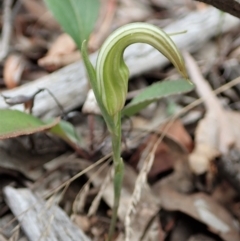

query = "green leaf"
[50, 120, 82, 148]
[44, 0, 100, 49]
[0, 109, 59, 139]
[122, 79, 194, 117]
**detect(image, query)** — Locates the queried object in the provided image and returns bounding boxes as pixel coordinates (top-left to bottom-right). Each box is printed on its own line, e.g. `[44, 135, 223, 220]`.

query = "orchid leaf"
[122, 79, 194, 117]
[0, 109, 59, 140]
[44, 0, 100, 48]
[50, 120, 82, 148]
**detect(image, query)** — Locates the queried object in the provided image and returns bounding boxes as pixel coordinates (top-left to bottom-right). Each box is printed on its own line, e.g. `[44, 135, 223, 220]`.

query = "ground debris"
[3, 186, 91, 241]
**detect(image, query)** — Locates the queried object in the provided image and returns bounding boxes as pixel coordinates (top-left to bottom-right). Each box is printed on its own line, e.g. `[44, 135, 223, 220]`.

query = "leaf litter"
[1, 1, 240, 241]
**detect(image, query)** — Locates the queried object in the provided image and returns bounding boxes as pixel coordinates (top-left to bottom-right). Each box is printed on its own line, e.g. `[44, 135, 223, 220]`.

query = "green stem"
[108, 114, 124, 241]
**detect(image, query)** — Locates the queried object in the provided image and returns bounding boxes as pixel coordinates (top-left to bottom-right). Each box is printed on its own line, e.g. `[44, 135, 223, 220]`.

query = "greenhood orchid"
[81, 22, 188, 240]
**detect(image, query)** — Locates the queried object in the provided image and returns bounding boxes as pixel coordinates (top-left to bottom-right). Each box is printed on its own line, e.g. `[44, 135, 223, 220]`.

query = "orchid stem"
[108, 113, 124, 241]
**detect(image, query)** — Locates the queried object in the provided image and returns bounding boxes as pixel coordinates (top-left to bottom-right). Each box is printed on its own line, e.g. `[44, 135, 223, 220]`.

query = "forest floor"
[1, 1, 240, 241]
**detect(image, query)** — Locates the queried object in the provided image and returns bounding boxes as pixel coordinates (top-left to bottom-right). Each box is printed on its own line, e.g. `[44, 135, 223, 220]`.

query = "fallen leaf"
[188, 234, 217, 241]
[38, 51, 81, 71]
[114, 0, 152, 27]
[38, 34, 80, 71]
[3, 54, 26, 89]
[45, 34, 76, 55]
[188, 112, 220, 174]
[130, 119, 193, 179]
[21, 0, 59, 30]
[88, 0, 117, 51]
[184, 52, 240, 174]
[160, 119, 193, 153]
[153, 184, 240, 241]
[71, 214, 91, 233]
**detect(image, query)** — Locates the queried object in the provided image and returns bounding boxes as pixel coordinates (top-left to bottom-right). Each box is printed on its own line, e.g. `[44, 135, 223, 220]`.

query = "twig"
[194, 0, 240, 18]
[0, 0, 14, 62]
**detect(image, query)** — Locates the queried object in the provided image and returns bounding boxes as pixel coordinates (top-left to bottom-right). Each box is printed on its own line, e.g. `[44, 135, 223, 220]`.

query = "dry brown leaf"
[153, 184, 240, 241]
[114, 0, 152, 27]
[3, 54, 26, 89]
[38, 34, 79, 71]
[188, 112, 220, 174]
[38, 51, 80, 71]
[184, 52, 240, 174]
[71, 214, 91, 233]
[0, 234, 8, 241]
[89, 0, 117, 51]
[188, 234, 219, 241]
[195, 2, 209, 9]
[229, 46, 240, 60]
[160, 119, 193, 153]
[130, 119, 193, 179]
[21, 0, 59, 30]
[47, 34, 76, 56]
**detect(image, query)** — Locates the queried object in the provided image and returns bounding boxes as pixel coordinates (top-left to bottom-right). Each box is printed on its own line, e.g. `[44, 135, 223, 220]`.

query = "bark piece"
[195, 0, 240, 18]
[3, 186, 91, 241]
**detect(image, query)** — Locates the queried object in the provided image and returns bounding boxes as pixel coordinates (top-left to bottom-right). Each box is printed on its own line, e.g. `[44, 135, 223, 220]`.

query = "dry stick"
[177, 70, 240, 120]
[88, 165, 112, 217]
[73, 182, 90, 214]
[40, 159, 111, 241]
[0, 0, 14, 62]
[43, 153, 111, 199]
[89, 0, 117, 50]
[125, 140, 155, 241]
[73, 158, 111, 214]
[36, 182, 72, 241]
